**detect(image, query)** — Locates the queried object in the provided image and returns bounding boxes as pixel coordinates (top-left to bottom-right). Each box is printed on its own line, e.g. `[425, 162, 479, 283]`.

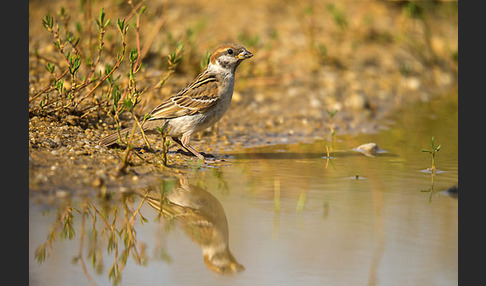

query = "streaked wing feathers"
[149, 73, 219, 119]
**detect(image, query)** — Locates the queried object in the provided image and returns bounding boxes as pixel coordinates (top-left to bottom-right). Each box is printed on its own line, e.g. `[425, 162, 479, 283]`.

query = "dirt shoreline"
[29, 81, 456, 199]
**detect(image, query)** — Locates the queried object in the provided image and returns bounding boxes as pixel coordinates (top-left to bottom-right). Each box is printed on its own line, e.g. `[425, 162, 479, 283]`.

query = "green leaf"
[200, 51, 211, 69]
[105, 63, 113, 75]
[45, 62, 55, 73]
[112, 86, 121, 106]
[69, 54, 81, 74]
[117, 18, 128, 34]
[97, 8, 106, 29]
[56, 79, 65, 93]
[66, 31, 74, 43]
[326, 109, 338, 118]
[54, 40, 61, 50]
[42, 13, 54, 30]
[123, 98, 134, 110]
[129, 48, 138, 64]
[103, 19, 111, 29]
[75, 22, 82, 34]
[59, 6, 66, 17]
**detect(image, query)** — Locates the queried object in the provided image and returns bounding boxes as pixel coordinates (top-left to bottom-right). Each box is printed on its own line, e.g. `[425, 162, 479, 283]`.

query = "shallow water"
[29, 92, 458, 286]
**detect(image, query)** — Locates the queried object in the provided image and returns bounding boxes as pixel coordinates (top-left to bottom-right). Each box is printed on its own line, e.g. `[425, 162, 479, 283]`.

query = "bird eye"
[227, 49, 233, 55]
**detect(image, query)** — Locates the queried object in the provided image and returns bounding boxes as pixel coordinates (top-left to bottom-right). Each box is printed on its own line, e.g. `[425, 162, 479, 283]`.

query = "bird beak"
[237, 49, 253, 60]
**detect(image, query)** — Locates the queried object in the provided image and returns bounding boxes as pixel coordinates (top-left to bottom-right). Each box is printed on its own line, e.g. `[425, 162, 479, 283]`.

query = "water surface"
[29, 92, 458, 286]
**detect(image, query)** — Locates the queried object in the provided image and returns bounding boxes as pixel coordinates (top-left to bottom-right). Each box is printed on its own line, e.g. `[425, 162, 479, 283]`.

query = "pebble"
[92, 176, 104, 188]
[56, 190, 69, 198]
[65, 115, 79, 125]
[403, 77, 421, 91]
[345, 90, 369, 111]
[232, 91, 242, 102]
[354, 143, 386, 157]
[34, 173, 48, 182]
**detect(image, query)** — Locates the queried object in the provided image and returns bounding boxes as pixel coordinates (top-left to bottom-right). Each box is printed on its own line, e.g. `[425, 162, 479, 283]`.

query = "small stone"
[354, 143, 386, 157]
[56, 190, 69, 198]
[92, 177, 104, 188]
[345, 91, 369, 111]
[65, 115, 79, 125]
[232, 91, 242, 102]
[404, 77, 421, 91]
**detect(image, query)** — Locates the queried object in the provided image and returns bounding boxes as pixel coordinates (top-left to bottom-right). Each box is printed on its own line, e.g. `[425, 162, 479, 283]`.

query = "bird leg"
[171, 137, 189, 152]
[172, 136, 205, 160]
[172, 136, 220, 162]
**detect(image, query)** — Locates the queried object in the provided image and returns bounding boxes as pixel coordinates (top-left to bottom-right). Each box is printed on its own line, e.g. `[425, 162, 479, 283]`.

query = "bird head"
[209, 43, 253, 71]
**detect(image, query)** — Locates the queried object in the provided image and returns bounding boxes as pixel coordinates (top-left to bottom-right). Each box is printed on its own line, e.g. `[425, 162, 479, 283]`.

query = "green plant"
[326, 3, 348, 31]
[421, 136, 441, 172]
[200, 51, 211, 70]
[31, 7, 129, 116]
[155, 42, 184, 88]
[156, 126, 172, 166]
[323, 109, 338, 168]
[326, 109, 338, 139]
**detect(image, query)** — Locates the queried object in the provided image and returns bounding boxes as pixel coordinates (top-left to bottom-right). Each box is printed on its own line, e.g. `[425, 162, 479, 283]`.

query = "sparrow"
[98, 43, 253, 161]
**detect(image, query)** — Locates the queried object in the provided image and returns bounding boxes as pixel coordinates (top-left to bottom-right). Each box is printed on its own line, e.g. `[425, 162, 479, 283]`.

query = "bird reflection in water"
[136, 177, 245, 274]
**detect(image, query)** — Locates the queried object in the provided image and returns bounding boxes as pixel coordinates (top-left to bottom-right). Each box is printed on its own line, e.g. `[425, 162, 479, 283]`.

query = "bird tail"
[98, 120, 167, 147]
[98, 125, 139, 147]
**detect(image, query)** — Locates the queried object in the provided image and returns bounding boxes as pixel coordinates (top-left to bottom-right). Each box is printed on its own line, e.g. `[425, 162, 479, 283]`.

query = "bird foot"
[175, 149, 224, 162]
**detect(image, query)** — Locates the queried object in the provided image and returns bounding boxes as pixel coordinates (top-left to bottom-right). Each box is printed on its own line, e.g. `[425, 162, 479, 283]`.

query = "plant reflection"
[34, 176, 244, 285]
[421, 169, 438, 204]
[34, 191, 149, 285]
[421, 169, 458, 203]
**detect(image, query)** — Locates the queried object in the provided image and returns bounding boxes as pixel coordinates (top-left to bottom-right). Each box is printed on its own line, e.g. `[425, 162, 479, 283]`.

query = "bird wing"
[148, 73, 220, 119]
